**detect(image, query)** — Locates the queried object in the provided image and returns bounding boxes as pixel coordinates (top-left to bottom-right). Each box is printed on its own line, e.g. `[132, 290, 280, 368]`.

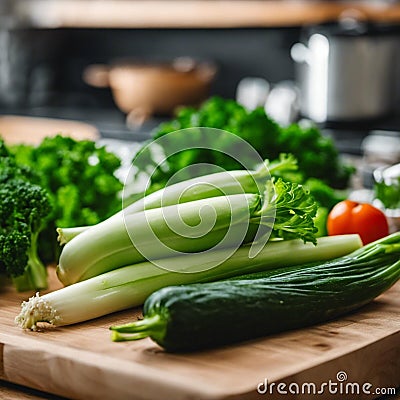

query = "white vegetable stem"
[57, 193, 260, 286]
[57, 155, 295, 244]
[57, 226, 89, 246]
[16, 234, 362, 329]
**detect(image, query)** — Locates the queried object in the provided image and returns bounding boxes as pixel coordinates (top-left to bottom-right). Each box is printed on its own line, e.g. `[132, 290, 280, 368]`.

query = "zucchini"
[111, 232, 400, 352]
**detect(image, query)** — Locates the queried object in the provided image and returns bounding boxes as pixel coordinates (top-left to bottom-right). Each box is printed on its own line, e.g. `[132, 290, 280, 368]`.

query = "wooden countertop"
[3, 382, 398, 400]
[15, 0, 400, 29]
[1, 384, 399, 400]
[1, 264, 400, 400]
[0, 381, 65, 400]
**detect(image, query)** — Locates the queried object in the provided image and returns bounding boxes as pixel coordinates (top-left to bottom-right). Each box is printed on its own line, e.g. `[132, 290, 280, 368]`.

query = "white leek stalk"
[57, 193, 260, 285]
[57, 154, 297, 244]
[16, 234, 362, 330]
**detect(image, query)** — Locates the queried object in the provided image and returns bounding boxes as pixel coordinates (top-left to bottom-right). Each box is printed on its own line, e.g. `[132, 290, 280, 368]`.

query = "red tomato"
[327, 200, 389, 245]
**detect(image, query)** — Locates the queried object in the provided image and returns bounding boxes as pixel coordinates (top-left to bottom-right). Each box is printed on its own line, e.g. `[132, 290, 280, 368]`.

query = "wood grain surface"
[0, 116, 99, 145]
[0, 267, 399, 400]
[0, 380, 66, 400]
[20, 0, 400, 29]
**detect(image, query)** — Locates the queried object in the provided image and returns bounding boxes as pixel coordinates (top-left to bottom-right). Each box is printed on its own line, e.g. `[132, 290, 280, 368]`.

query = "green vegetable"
[313, 206, 329, 237]
[57, 153, 298, 244]
[132, 97, 352, 198]
[110, 232, 400, 352]
[303, 177, 347, 211]
[15, 234, 362, 329]
[301, 178, 347, 237]
[374, 163, 400, 210]
[57, 193, 260, 285]
[0, 140, 52, 291]
[11, 135, 123, 262]
[56, 176, 318, 285]
[277, 124, 353, 189]
[375, 180, 400, 210]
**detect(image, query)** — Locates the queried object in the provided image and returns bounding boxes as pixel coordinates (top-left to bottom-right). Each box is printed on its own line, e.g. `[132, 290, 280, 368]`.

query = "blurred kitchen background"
[1, 0, 400, 165]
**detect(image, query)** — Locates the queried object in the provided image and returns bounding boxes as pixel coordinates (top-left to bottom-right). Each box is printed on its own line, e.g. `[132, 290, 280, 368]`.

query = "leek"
[57, 154, 297, 244]
[57, 193, 260, 285]
[56, 177, 318, 286]
[15, 234, 362, 329]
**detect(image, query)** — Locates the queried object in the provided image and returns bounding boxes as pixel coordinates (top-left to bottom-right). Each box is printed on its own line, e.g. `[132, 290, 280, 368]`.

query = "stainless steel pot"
[291, 21, 399, 123]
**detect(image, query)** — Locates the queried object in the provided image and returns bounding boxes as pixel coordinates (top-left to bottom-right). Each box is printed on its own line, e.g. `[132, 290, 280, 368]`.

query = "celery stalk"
[15, 234, 362, 329]
[56, 154, 297, 244]
[57, 226, 89, 246]
[57, 193, 260, 285]
[57, 176, 319, 286]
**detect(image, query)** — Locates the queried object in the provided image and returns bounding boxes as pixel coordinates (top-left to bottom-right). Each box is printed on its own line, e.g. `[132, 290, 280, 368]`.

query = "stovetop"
[321, 113, 400, 155]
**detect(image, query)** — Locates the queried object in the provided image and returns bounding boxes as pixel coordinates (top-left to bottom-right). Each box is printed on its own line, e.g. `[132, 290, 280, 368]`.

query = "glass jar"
[373, 163, 400, 232]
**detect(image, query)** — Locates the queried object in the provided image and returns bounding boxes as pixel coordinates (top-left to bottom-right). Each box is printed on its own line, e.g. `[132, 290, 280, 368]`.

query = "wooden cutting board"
[0, 268, 399, 400]
[0, 115, 99, 145]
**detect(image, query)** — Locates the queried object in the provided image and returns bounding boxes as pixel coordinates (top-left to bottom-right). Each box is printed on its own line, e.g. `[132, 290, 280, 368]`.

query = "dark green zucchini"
[110, 232, 400, 352]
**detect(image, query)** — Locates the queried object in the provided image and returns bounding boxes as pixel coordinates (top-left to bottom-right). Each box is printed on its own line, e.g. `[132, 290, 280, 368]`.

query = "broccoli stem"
[12, 232, 47, 292]
[12, 274, 36, 293]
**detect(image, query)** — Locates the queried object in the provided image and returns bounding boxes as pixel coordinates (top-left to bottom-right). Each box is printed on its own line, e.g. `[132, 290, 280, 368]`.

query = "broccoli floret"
[12, 135, 123, 262]
[0, 144, 52, 292]
[303, 177, 347, 210]
[278, 124, 354, 189]
[136, 97, 352, 193]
